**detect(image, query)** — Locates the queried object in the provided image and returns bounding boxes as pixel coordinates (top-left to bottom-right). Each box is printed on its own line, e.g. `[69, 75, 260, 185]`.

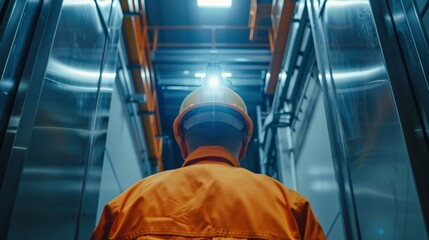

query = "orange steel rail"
[265, 0, 295, 94]
[249, 0, 258, 41]
[268, 29, 274, 52]
[120, 0, 163, 171]
[249, 0, 272, 42]
[147, 25, 271, 51]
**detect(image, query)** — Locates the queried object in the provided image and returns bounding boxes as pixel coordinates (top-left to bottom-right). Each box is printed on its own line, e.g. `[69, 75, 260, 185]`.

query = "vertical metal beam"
[286, 127, 297, 191]
[256, 105, 266, 175]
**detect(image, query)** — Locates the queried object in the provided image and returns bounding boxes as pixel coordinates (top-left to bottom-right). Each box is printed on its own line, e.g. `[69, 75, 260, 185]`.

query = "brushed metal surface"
[77, 1, 122, 238]
[0, 0, 42, 147]
[309, 0, 428, 239]
[4, 0, 120, 239]
[375, 0, 429, 231]
[0, 0, 64, 238]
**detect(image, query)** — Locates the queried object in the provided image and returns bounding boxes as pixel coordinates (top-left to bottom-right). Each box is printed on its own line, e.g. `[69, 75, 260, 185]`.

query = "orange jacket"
[92, 146, 325, 240]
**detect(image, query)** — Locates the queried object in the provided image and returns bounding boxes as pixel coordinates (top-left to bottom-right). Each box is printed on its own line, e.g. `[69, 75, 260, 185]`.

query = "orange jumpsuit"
[92, 146, 326, 240]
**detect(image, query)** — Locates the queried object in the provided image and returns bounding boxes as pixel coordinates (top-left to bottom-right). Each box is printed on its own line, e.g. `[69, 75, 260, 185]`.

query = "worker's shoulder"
[108, 169, 178, 205]
[110, 165, 307, 207]
[231, 167, 302, 193]
[129, 168, 178, 188]
[240, 168, 309, 202]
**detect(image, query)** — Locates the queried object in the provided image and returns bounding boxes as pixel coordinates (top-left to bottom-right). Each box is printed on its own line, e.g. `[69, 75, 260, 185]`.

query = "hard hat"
[173, 86, 253, 160]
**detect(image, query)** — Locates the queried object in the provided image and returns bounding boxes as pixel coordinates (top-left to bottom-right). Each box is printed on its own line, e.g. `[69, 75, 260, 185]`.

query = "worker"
[91, 85, 326, 239]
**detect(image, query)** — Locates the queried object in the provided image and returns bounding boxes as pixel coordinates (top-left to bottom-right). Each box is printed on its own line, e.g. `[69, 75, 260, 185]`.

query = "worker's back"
[92, 147, 325, 240]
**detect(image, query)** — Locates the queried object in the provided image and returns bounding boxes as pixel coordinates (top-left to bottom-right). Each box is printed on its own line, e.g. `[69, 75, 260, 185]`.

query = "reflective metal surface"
[0, 1, 64, 238]
[77, 1, 123, 239]
[0, 0, 122, 239]
[0, 0, 42, 171]
[309, 0, 428, 239]
[0, 0, 38, 141]
[8, 0, 104, 237]
[375, 0, 429, 229]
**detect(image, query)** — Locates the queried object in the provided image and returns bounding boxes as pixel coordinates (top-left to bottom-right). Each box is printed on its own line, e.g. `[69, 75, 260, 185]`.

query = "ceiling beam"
[157, 78, 263, 87]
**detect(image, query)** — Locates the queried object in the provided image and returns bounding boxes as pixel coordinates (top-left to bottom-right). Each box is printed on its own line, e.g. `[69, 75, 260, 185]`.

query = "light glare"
[208, 77, 220, 88]
[197, 0, 232, 8]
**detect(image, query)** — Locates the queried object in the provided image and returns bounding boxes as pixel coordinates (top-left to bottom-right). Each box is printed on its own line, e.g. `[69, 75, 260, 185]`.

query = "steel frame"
[257, 2, 314, 182]
[120, 0, 163, 171]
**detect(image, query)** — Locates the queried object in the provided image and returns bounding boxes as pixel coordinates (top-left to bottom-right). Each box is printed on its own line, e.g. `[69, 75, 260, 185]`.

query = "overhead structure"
[264, 0, 295, 94]
[248, 0, 272, 43]
[120, 0, 163, 171]
[148, 25, 271, 50]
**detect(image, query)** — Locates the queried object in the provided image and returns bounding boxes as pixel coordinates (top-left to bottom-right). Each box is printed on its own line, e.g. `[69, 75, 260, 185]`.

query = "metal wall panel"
[96, 77, 147, 221]
[0, 0, 64, 237]
[295, 94, 345, 239]
[96, 0, 113, 27]
[8, 0, 105, 238]
[0, 0, 122, 238]
[0, 0, 42, 148]
[96, 152, 122, 221]
[77, 1, 122, 238]
[104, 80, 145, 191]
[375, 1, 429, 228]
[308, 0, 428, 238]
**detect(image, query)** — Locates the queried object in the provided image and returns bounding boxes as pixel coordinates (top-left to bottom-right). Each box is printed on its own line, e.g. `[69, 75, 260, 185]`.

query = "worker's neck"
[183, 145, 241, 167]
[190, 145, 239, 160]
[186, 143, 241, 160]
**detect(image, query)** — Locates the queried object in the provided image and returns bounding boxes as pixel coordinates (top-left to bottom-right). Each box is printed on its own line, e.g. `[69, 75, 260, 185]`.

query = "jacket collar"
[182, 146, 240, 168]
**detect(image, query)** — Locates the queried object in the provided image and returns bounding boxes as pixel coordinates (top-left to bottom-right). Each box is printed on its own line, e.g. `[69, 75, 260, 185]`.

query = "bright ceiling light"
[208, 77, 220, 88]
[197, 0, 232, 8]
[221, 72, 232, 78]
[195, 72, 207, 78]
